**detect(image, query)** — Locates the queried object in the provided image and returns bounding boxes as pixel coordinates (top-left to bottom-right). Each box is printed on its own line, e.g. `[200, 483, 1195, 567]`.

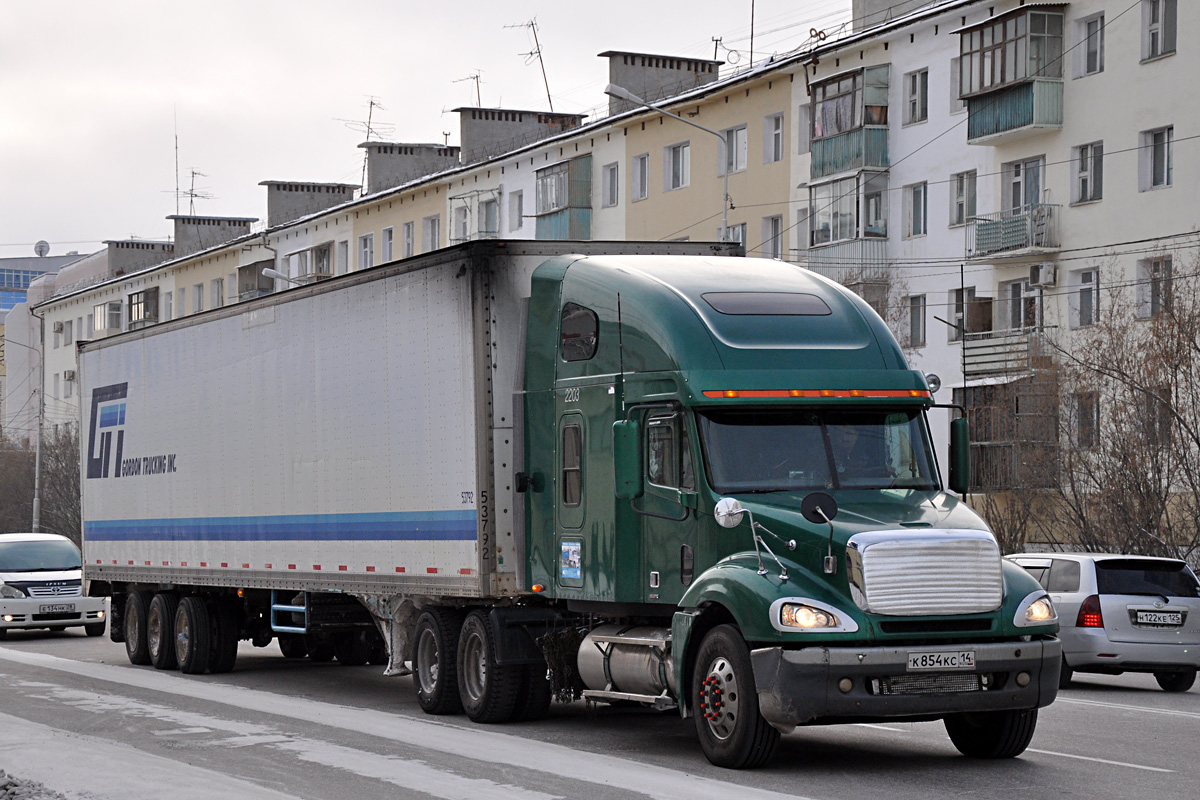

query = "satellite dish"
[34, 240, 50, 257]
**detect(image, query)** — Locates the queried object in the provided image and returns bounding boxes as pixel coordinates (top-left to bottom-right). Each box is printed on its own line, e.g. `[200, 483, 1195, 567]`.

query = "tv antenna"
[507, 18, 553, 111]
[182, 169, 214, 215]
[454, 72, 484, 107]
[336, 97, 395, 192]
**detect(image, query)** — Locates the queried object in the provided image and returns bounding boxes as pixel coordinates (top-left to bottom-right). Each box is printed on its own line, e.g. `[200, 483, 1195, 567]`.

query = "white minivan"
[0, 533, 107, 639]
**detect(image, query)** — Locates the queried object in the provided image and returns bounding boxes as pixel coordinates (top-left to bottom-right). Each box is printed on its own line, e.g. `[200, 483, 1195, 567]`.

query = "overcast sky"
[0, 0, 850, 261]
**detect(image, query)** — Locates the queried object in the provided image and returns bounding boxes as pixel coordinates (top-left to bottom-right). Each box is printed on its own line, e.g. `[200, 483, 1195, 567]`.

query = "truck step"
[582, 689, 677, 711]
[270, 590, 308, 634]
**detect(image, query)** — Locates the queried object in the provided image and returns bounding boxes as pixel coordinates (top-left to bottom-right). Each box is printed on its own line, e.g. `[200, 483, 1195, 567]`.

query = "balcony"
[966, 203, 1059, 259]
[810, 127, 888, 180]
[962, 326, 1057, 380]
[966, 79, 1062, 145]
[805, 238, 889, 285]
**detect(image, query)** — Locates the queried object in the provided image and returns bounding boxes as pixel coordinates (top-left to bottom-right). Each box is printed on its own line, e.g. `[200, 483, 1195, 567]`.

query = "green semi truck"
[81, 240, 1060, 769]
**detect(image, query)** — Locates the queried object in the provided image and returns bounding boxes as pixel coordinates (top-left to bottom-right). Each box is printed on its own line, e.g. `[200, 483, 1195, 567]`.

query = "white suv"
[1007, 553, 1200, 692]
[0, 533, 108, 639]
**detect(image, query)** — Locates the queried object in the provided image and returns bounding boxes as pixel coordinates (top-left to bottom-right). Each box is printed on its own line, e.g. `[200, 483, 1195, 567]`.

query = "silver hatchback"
[1007, 553, 1200, 692]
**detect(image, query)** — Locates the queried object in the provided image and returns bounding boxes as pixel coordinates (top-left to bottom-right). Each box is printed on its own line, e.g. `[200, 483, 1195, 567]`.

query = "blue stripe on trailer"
[84, 510, 477, 542]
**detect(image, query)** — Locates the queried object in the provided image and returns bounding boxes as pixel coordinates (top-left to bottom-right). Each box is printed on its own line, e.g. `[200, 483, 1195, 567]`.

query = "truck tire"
[1154, 670, 1196, 693]
[207, 597, 239, 674]
[413, 608, 464, 715]
[511, 663, 553, 722]
[108, 594, 126, 643]
[1058, 656, 1073, 689]
[278, 633, 308, 659]
[693, 624, 780, 769]
[124, 590, 154, 665]
[457, 610, 523, 723]
[944, 708, 1038, 758]
[333, 631, 371, 666]
[147, 593, 180, 670]
[175, 597, 211, 675]
[305, 634, 335, 663]
[85, 621, 106, 638]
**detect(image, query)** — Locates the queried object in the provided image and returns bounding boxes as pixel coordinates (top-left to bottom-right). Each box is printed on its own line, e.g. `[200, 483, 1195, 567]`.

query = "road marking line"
[1057, 696, 1200, 720]
[0, 647, 816, 800]
[1028, 748, 1174, 773]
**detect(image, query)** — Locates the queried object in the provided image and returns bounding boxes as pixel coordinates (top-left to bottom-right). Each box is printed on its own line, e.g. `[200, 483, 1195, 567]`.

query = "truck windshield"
[698, 407, 938, 493]
[0, 539, 83, 572]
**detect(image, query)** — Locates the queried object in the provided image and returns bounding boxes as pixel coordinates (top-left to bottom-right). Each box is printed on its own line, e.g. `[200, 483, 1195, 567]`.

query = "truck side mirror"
[949, 416, 970, 495]
[613, 419, 643, 500]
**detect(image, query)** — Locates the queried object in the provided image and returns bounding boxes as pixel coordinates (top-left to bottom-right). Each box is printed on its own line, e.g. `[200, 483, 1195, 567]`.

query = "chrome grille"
[27, 584, 82, 598]
[846, 530, 1002, 616]
[873, 674, 984, 695]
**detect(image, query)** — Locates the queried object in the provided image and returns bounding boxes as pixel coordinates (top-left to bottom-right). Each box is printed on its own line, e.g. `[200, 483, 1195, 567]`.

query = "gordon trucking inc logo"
[86, 382, 177, 480]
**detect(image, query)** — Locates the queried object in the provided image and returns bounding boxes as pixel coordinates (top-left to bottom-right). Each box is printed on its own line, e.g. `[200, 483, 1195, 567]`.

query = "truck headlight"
[770, 597, 859, 633]
[781, 603, 839, 629]
[0, 584, 24, 599]
[1014, 591, 1057, 627]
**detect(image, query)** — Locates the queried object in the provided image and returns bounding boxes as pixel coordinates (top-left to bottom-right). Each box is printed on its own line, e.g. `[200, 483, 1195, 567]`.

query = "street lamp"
[262, 267, 301, 286]
[603, 84, 731, 243]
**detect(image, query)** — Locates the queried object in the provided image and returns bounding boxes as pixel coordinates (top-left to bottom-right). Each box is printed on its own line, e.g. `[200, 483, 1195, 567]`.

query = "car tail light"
[1076, 594, 1104, 628]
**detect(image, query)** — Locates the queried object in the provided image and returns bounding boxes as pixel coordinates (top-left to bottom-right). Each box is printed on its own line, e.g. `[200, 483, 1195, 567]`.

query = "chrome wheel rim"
[416, 628, 439, 694]
[462, 629, 487, 703]
[699, 656, 741, 741]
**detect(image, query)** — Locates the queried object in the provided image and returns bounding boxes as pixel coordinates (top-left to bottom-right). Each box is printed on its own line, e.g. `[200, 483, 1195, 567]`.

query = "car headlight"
[770, 598, 858, 633]
[0, 583, 25, 599]
[1014, 591, 1057, 627]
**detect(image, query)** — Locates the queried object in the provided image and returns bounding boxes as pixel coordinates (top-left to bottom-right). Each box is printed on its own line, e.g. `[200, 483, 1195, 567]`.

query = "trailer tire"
[207, 598, 239, 674]
[511, 663, 553, 722]
[944, 708, 1038, 758]
[693, 624, 780, 769]
[85, 621, 106, 637]
[334, 631, 372, 666]
[413, 609, 464, 715]
[1154, 669, 1196, 693]
[123, 590, 154, 665]
[457, 610, 522, 723]
[147, 593, 180, 671]
[278, 634, 308, 659]
[174, 597, 211, 674]
[305, 634, 335, 663]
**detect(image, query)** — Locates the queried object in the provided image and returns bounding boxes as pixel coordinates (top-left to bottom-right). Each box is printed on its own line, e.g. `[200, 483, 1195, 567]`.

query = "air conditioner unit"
[1029, 263, 1057, 287]
[63, 370, 75, 382]
[52, 321, 63, 333]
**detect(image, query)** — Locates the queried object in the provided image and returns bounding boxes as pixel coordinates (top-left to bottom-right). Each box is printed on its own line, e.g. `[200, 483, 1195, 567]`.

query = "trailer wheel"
[693, 624, 780, 769]
[85, 621, 106, 637]
[147, 593, 180, 670]
[174, 597, 211, 675]
[413, 608, 464, 715]
[123, 590, 154, 665]
[278, 633, 308, 659]
[457, 610, 522, 723]
[510, 663, 553, 722]
[207, 597, 239, 674]
[305, 634, 335, 663]
[334, 631, 371, 666]
[944, 708, 1038, 758]
[1154, 669, 1196, 693]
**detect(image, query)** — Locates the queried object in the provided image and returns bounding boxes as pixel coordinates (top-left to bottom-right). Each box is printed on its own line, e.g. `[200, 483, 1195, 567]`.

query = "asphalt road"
[0, 629, 1197, 800]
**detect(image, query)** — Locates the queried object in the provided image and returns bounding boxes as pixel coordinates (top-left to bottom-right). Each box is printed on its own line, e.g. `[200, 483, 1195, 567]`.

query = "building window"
[725, 223, 747, 246]
[959, 10, 1064, 95]
[949, 57, 967, 113]
[1141, 126, 1174, 190]
[1074, 392, 1099, 448]
[762, 215, 783, 259]
[454, 205, 470, 241]
[63, 371, 73, 399]
[950, 286, 984, 341]
[336, 240, 349, 274]
[905, 182, 927, 237]
[665, 142, 690, 191]
[951, 171, 977, 226]
[796, 104, 811, 154]
[174, 289, 183, 319]
[1142, 0, 1177, 61]
[358, 233, 374, 269]
[210, 278, 224, 310]
[601, 162, 619, 208]
[313, 243, 332, 276]
[401, 222, 414, 257]
[1004, 157, 1044, 211]
[809, 172, 887, 245]
[904, 69, 929, 124]
[192, 285, 204, 314]
[288, 250, 309, 279]
[632, 153, 650, 201]
[907, 295, 926, 347]
[1078, 14, 1105, 76]
[381, 227, 394, 262]
[52, 373, 59, 401]
[127, 287, 160, 330]
[508, 192, 524, 231]
[811, 67, 888, 139]
[1003, 279, 1041, 330]
[1073, 269, 1097, 328]
[536, 162, 569, 215]
[794, 208, 810, 255]
[1138, 256, 1172, 317]
[764, 114, 784, 163]
[480, 199, 498, 238]
[163, 291, 173, 321]
[1074, 142, 1104, 203]
[63, 319, 73, 346]
[422, 215, 440, 252]
[721, 125, 747, 174]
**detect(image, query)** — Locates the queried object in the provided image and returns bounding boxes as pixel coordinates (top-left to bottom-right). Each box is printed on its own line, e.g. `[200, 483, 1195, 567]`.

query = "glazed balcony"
[966, 79, 1062, 145]
[810, 127, 889, 180]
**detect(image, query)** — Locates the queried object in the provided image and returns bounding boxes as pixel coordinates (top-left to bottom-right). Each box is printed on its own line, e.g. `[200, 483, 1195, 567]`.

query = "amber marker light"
[703, 389, 932, 399]
[532, 584, 545, 593]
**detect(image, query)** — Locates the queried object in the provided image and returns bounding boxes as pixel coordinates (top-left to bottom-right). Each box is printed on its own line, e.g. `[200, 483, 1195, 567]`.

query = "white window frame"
[1071, 268, 1098, 328]
[1074, 392, 1100, 449]
[210, 278, 224, 309]
[381, 227, 394, 262]
[905, 182, 928, 238]
[336, 240, 349, 275]
[454, 205, 471, 241]
[949, 286, 976, 342]
[1074, 142, 1103, 203]
[422, 215, 440, 253]
[1142, 0, 1177, 61]
[358, 233, 374, 270]
[508, 191, 524, 231]
[173, 290, 183, 319]
[402, 222, 414, 258]
[904, 69, 929, 124]
[764, 114, 784, 163]
[602, 162, 619, 208]
[163, 291, 173, 321]
[192, 284, 204, 314]
[632, 153, 650, 201]
[950, 171, 977, 227]
[907, 295, 926, 348]
[761, 215, 783, 259]
[1076, 13, 1105, 77]
[479, 198, 498, 238]
[794, 207, 810, 256]
[796, 105, 811, 154]
[664, 142, 690, 191]
[1140, 126, 1174, 190]
[1138, 256, 1172, 317]
[949, 57, 967, 114]
[721, 125, 748, 175]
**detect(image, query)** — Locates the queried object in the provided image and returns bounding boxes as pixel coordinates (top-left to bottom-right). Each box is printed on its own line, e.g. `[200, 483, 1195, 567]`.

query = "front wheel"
[1154, 670, 1196, 693]
[945, 709, 1038, 758]
[85, 621, 106, 638]
[692, 624, 780, 769]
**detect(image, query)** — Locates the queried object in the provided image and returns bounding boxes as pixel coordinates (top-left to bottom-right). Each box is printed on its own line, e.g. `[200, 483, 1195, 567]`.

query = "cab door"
[637, 408, 699, 605]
